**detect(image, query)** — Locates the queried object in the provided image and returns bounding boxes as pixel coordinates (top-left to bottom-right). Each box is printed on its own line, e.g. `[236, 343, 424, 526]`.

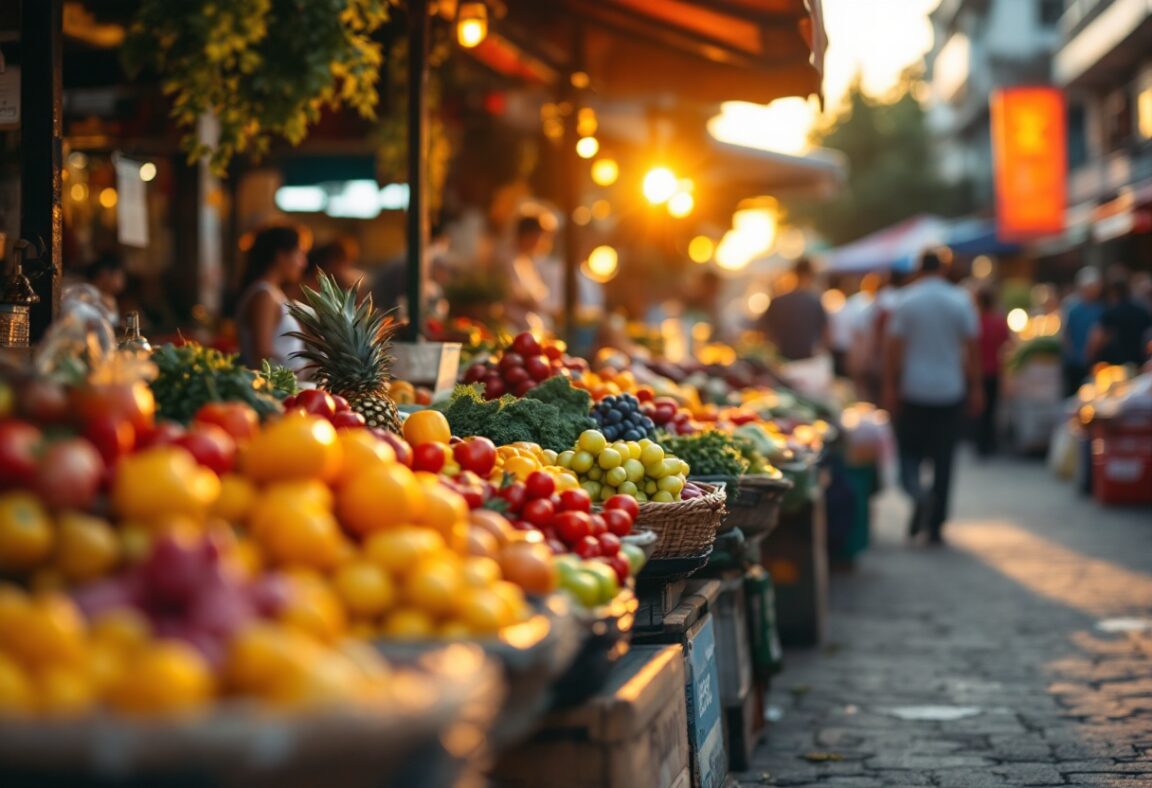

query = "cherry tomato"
[554, 511, 590, 544]
[503, 366, 530, 386]
[194, 402, 259, 443]
[331, 395, 351, 413]
[604, 495, 640, 521]
[174, 423, 237, 475]
[135, 421, 185, 450]
[295, 389, 336, 419]
[524, 471, 556, 501]
[500, 482, 527, 514]
[0, 420, 43, 489]
[375, 431, 413, 467]
[412, 443, 448, 473]
[557, 489, 592, 513]
[575, 535, 602, 559]
[498, 353, 525, 374]
[36, 438, 104, 511]
[524, 355, 552, 382]
[543, 344, 563, 361]
[83, 415, 135, 468]
[598, 533, 621, 557]
[587, 514, 607, 538]
[458, 486, 486, 510]
[513, 380, 536, 398]
[510, 333, 542, 357]
[602, 509, 634, 538]
[330, 410, 367, 429]
[521, 498, 555, 529]
[606, 555, 631, 584]
[454, 437, 497, 477]
[482, 374, 506, 399]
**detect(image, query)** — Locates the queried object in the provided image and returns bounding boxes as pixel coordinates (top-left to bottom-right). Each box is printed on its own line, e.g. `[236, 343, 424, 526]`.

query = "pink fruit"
[71, 575, 142, 620]
[248, 573, 293, 618]
[141, 534, 211, 609]
[35, 438, 104, 511]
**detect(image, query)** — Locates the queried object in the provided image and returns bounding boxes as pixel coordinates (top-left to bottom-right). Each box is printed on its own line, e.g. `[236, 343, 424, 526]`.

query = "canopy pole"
[20, 0, 63, 340]
[404, 0, 429, 341]
[560, 24, 584, 344]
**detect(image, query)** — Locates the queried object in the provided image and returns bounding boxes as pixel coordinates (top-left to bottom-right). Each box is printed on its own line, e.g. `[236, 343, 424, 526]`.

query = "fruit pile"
[640, 396, 700, 436]
[280, 389, 369, 430]
[589, 393, 656, 442]
[460, 332, 588, 400]
[555, 430, 689, 504]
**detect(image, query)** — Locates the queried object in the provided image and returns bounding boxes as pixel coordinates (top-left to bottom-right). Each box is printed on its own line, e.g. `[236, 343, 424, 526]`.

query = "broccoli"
[434, 382, 595, 451]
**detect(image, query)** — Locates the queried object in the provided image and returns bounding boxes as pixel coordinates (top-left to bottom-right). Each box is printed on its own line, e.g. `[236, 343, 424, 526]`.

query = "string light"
[642, 167, 678, 204]
[456, 1, 488, 48]
[591, 158, 619, 186]
[576, 136, 600, 159]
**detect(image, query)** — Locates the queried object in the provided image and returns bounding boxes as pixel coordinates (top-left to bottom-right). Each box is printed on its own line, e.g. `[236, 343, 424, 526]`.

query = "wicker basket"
[632, 482, 727, 559]
[693, 474, 794, 536]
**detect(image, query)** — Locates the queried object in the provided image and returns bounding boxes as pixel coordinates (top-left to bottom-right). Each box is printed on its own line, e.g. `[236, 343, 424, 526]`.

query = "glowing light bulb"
[576, 136, 600, 159]
[668, 191, 694, 218]
[586, 245, 619, 282]
[642, 167, 678, 204]
[139, 162, 157, 182]
[688, 236, 714, 264]
[591, 158, 619, 186]
[456, 1, 488, 48]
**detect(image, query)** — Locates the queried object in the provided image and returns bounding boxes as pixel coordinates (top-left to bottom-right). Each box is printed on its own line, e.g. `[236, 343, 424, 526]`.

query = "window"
[1039, 0, 1063, 25]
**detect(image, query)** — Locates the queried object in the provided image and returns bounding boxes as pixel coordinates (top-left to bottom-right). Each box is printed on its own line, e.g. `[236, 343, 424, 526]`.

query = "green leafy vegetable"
[150, 343, 287, 423]
[434, 382, 596, 451]
[658, 431, 750, 478]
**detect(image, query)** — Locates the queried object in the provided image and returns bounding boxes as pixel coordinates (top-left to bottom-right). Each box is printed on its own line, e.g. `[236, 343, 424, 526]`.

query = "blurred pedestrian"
[760, 257, 828, 361]
[1061, 267, 1104, 396]
[850, 269, 908, 403]
[306, 237, 368, 298]
[883, 248, 981, 544]
[1088, 277, 1152, 367]
[975, 288, 1010, 456]
[235, 226, 307, 373]
[85, 253, 126, 326]
[831, 273, 878, 378]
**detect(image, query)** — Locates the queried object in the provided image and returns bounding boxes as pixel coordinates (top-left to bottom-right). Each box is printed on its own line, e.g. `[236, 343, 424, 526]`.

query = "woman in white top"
[236, 226, 307, 372]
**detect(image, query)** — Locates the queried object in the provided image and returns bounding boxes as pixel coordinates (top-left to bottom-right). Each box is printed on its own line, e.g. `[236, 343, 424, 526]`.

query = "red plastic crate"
[1091, 419, 1152, 506]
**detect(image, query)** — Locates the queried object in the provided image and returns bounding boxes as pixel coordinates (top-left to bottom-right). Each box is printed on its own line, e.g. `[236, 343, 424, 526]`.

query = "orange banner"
[991, 87, 1066, 241]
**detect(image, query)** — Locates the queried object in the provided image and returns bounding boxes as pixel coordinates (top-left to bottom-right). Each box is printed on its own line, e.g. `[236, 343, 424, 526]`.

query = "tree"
[789, 74, 973, 246]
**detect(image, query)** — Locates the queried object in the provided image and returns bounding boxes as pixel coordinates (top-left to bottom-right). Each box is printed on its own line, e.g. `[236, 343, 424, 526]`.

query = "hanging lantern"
[456, 1, 488, 48]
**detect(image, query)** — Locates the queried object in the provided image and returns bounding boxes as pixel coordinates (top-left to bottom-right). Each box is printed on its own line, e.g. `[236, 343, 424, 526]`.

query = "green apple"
[620, 543, 646, 575]
[582, 561, 620, 604]
[564, 571, 602, 608]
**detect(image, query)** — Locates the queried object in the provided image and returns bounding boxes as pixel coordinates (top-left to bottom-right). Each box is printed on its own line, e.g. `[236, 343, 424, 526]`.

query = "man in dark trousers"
[883, 249, 981, 544]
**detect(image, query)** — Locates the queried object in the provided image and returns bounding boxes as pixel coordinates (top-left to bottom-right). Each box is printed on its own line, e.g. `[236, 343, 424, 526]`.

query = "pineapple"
[287, 272, 402, 433]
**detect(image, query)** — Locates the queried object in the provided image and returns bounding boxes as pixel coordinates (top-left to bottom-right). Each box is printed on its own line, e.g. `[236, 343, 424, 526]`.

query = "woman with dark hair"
[236, 226, 307, 371]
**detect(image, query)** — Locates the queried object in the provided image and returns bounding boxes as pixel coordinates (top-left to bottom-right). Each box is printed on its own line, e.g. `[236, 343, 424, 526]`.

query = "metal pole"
[20, 0, 63, 340]
[404, 0, 429, 341]
[560, 25, 583, 343]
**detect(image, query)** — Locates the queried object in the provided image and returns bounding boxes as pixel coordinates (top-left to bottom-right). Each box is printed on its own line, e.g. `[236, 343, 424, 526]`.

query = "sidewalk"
[742, 453, 1152, 787]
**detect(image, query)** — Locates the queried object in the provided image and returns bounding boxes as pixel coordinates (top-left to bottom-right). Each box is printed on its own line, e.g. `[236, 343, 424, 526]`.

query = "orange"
[402, 410, 451, 446]
[118, 522, 153, 564]
[256, 505, 344, 570]
[332, 561, 396, 617]
[0, 492, 54, 571]
[380, 609, 436, 640]
[7, 592, 86, 668]
[53, 512, 120, 582]
[461, 556, 502, 587]
[0, 584, 32, 654]
[502, 456, 539, 481]
[280, 578, 346, 643]
[249, 481, 333, 540]
[456, 588, 513, 635]
[35, 664, 96, 716]
[466, 527, 500, 560]
[0, 652, 33, 713]
[491, 580, 530, 624]
[112, 447, 221, 523]
[363, 527, 447, 575]
[106, 641, 214, 715]
[86, 641, 126, 692]
[210, 474, 258, 522]
[438, 620, 472, 639]
[403, 556, 463, 617]
[90, 608, 152, 654]
[334, 429, 396, 486]
[338, 463, 425, 536]
[243, 413, 342, 483]
[417, 483, 469, 552]
[225, 623, 324, 695]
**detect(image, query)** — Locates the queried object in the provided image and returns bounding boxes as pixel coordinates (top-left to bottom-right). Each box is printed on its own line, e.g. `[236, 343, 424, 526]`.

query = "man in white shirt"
[883, 249, 982, 544]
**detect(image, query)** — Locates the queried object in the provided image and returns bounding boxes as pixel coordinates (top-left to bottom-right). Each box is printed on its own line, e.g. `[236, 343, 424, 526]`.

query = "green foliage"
[434, 383, 596, 451]
[123, 0, 390, 173]
[658, 431, 750, 478]
[259, 359, 301, 399]
[150, 343, 285, 423]
[789, 74, 973, 245]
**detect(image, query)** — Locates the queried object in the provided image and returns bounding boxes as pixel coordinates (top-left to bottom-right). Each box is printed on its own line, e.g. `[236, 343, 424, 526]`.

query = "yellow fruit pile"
[496, 442, 579, 490]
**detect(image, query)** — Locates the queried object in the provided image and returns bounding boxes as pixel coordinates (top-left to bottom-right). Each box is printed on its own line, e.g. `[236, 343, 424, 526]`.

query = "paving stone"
[990, 762, 1066, 784]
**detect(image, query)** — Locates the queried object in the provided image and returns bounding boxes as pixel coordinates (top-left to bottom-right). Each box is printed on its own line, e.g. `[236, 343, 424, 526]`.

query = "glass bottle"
[119, 311, 151, 354]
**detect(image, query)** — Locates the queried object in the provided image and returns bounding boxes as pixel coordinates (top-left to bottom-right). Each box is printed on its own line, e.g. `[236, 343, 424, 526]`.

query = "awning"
[488, 0, 825, 104]
[706, 140, 845, 196]
[945, 217, 1022, 256]
[821, 215, 948, 274]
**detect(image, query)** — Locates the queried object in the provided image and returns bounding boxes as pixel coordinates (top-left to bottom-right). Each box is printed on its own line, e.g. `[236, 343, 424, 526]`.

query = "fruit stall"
[0, 277, 847, 788]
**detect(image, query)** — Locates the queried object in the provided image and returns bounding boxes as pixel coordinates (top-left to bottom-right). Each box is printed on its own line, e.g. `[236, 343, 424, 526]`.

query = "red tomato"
[602, 509, 634, 538]
[606, 555, 631, 584]
[453, 437, 497, 477]
[575, 535, 602, 559]
[554, 511, 591, 544]
[524, 471, 556, 501]
[136, 421, 186, 449]
[412, 443, 448, 473]
[295, 389, 336, 419]
[0, 420, 43, 488]
[458, 486, 486, 510]
[71, 382, 155, 433]
[598, 533, 621, 557]
[331, 395, 351, 413]
[587, 514, 607, 538]
[499, 481, 527, 514]
[194, 402, 259, 443]
[513, 380, 536, 397]
[543, 344, 563, 361]
[462, 364, 487, 384]
[521, 498, 555, 529]
[482, 374, 506, 399]
[21, 380, 69, 423]
[498, 353, 525, 374]
[557, 489, 591, 513]
[83, 415, 136, 468]
[511, 332, 542, 357]
[547, 539, 567, 555]
[375, 431, 413, 467]
[175, 423, 237, 475]
[524, 355, 552, 382]
[604, 495, 640, 521]
[36, 438, 104, 511]
[503, 366, 530, 386]
[330, 410, 367, 429]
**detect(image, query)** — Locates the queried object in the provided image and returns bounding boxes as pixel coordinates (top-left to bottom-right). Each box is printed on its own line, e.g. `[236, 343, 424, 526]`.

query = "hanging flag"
[991, 87, 1066, 241]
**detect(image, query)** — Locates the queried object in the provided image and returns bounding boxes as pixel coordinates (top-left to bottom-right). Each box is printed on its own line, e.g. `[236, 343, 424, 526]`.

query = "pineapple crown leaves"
[285, 271, 399, 390]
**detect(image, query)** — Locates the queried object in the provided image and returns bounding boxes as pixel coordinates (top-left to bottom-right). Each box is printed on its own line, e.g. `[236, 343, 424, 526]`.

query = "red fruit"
[511, 332, 542, 357]
[175, 423, 237, 475]
[554, 511, 591, 544]
[587, 514, 607, 538]
[35, 438, 104, 511]
[524, 355, 552, 382]
[376, 431, 413, 467]
[281, 395, 297, 409]
[454, 437, 497, 477]
[498, 353, 525, 374]
[602, 509, 634, 538]
[513, 380, 536, 397]
[295, 389, 336, 419]
[71, 383, 155, 434]
[194, 402, 259, 443]
[598, 533, 621, 557]
[521, 498, 555, 529]
[635, 388, 654, 403]
[543, 344, 563, 361]
[555, 489, 590, 514]
[136, 421, 186, 449]
[575, 535, 602, 559]
[83, 415, 136, 469]
[412, 443, 448, 473]
[330, 410, 367, 429]
[547, 539, 567, 555]
[604, 495, 640, 521]
[141, 534, 210, 608]
[0, 420, 43, 489]
[459, 486, 486, 510]
[524, 471, 556, 501]
[606, 555, 631, 584]
[248, 573, 292, 617]
[462, 364, 487, 384]
[331, 395, 352, 413]
[500, 481, 527, 514]
[483, 374, 507, 399]
[187, 567, 256, 639]
[20, 379, 69, 423]
[503, 366, 531, 386]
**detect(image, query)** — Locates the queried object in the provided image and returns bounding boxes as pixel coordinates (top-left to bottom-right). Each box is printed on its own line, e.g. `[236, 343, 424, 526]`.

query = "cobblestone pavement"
[741, 454, 1152, 788]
